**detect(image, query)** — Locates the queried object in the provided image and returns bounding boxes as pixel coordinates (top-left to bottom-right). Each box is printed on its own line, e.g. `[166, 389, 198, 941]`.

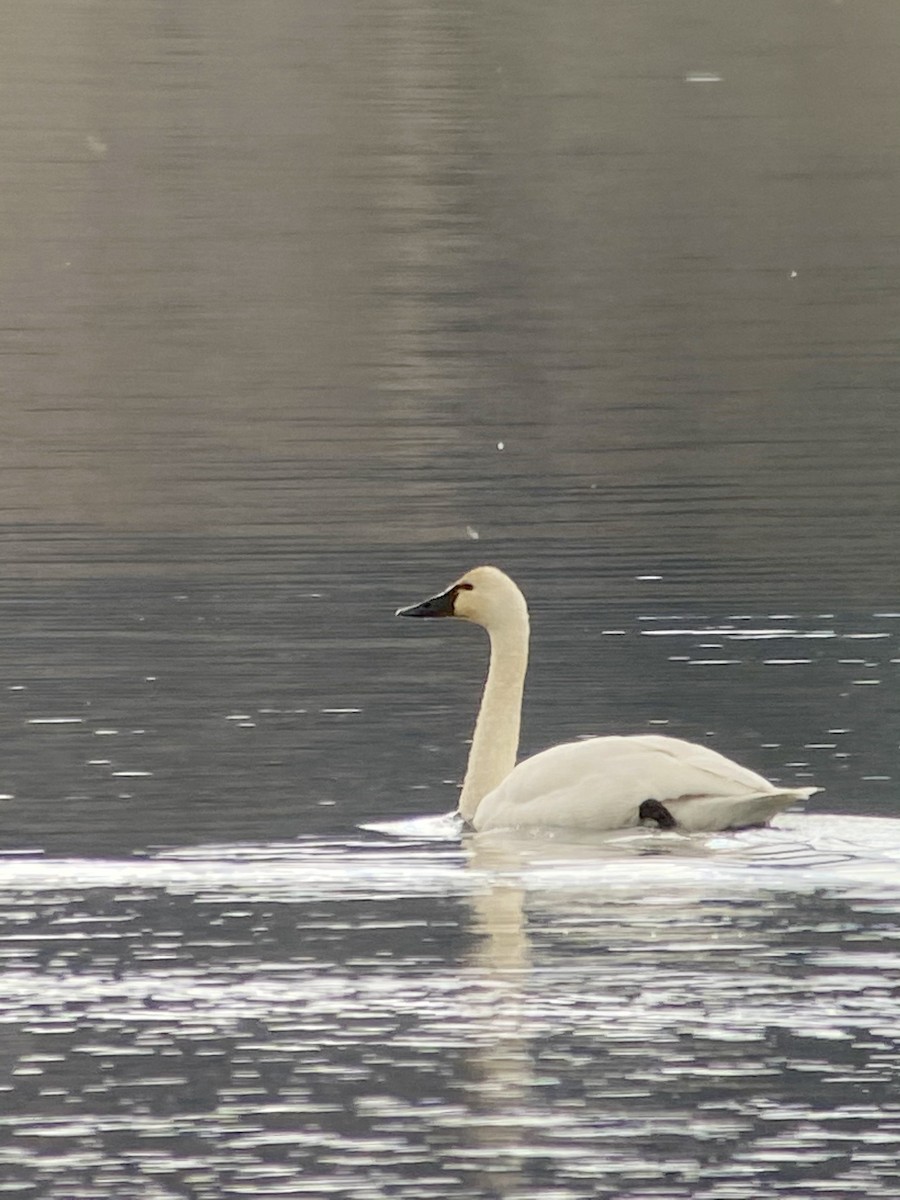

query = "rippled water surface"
[2, 820, 900, 1198]
[2, 0, 900, 1195]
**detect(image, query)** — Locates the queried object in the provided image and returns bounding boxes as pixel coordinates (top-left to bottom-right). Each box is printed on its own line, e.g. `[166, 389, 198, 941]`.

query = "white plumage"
[397, 566, 818, 833]
[471, 733, 812, 833]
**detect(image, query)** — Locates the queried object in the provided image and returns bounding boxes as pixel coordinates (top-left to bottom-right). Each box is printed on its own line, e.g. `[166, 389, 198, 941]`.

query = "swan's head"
[396, 565, 527, 633]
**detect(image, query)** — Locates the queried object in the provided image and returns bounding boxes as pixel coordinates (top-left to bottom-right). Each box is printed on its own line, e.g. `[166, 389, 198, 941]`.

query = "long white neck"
[457, 609, 529, 823]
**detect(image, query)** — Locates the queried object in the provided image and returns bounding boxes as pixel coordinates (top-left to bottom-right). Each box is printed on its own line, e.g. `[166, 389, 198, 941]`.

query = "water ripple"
[0, 816, 898, 1197]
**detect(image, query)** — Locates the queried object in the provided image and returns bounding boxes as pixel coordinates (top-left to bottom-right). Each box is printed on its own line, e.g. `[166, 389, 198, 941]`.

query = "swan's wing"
[621, 734, 776, 792]
[473, 735, 816, 833]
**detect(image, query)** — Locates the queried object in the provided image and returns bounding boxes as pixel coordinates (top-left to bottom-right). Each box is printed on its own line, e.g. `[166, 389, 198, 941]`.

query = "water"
[2, 822, 900, 1198]
[1, 0, 900, 1195]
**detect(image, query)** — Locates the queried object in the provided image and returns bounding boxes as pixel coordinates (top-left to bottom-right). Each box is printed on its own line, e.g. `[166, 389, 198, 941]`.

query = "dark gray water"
[1, 1, 900, 1196]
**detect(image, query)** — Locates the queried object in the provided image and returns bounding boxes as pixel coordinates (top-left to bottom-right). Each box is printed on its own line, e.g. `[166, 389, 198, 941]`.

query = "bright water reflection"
[1, 819, 900, 1197]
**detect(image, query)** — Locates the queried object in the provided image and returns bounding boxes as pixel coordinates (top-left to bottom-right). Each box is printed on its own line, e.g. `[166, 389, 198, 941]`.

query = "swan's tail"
[673, 786, 820, 833]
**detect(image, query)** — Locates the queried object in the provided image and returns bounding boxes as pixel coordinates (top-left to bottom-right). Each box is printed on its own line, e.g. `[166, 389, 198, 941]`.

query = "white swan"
[397, 566, 819, 833]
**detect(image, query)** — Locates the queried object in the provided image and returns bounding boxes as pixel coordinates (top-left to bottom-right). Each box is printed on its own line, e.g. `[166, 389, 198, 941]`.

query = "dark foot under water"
[638, 798, 677, 830]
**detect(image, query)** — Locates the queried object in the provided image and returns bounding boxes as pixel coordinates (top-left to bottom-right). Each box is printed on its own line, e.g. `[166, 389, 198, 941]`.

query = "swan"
[397, 566, 819, 833]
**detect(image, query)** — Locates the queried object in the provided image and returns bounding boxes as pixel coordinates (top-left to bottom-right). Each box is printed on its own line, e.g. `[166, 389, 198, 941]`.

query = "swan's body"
[397, 566, 818, 833]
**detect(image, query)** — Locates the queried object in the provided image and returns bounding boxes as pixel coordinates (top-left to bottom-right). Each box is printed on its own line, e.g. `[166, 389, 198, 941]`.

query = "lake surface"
[1, 1, 899, 1196]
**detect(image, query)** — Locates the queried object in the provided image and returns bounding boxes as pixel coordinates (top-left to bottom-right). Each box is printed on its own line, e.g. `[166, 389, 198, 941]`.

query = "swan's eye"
[457, 582, 474, 591]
